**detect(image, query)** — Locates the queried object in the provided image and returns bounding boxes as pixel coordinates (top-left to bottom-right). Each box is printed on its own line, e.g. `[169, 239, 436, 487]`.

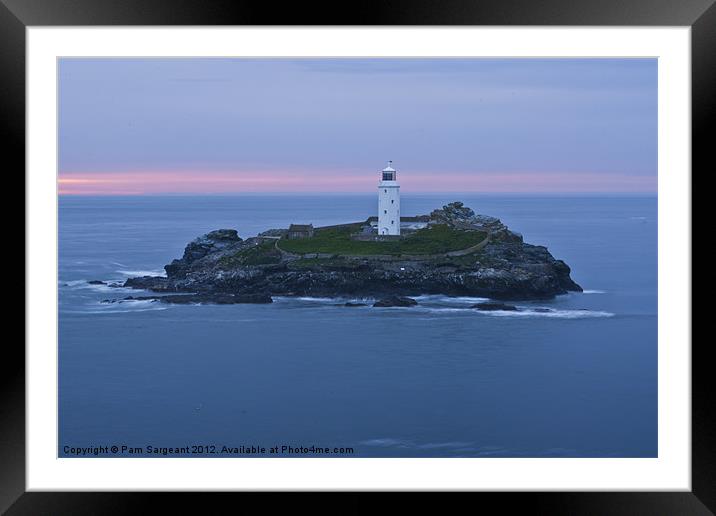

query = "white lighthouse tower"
[378, 161, 400, 235]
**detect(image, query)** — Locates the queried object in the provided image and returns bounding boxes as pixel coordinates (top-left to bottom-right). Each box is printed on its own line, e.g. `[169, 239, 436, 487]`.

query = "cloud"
[58, 169, 656, 195]
[58, 58, 657, 193]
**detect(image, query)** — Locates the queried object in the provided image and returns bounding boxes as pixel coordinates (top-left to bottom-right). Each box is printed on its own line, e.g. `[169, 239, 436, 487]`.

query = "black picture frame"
[4, 0, 710, 513]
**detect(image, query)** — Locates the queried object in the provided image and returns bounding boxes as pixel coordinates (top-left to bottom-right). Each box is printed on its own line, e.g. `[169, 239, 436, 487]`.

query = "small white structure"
[378, 161, 400, 235]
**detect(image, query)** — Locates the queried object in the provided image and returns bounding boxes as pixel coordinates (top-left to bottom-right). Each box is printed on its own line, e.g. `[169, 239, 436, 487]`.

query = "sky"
[58, 58, 657, 195]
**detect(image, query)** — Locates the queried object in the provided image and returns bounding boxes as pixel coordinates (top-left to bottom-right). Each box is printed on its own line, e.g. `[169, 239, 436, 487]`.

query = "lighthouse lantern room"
[378, 161, 400, 235]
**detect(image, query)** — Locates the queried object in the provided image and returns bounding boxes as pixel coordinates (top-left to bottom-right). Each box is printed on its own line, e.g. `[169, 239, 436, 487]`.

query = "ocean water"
[58, 194, 657, 457]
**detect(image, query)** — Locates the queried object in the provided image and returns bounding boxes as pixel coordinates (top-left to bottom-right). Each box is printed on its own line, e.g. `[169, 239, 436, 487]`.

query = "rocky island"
[118, 202, 582, 305]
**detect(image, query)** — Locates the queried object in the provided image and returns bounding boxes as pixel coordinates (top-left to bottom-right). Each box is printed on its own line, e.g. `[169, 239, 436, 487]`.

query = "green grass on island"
[218, 240, 282, 268]
[278, 224, 488, 256]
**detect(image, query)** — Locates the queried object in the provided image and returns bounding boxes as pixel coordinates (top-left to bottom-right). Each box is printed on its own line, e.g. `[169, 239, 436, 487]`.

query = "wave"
[277, 294, 490, 305]
[62, 298, 170, 314]
[79, 292, 614, 320]
[295, 296, 345, 302]
[270, 295, 614, 319]
[109, 299, 158, 307]
[413, 294, 490, 304]
[274, 296, 377, 305]
[416, 441, 475, 450]
[63, 279, 91, 287]
[405, 306, 474, 314]
[359, 438, 411, 448]
[116, 269, 166, 278]
[75, 308, 169, 314]
[88, 307, 169, 314]
[60, 279, 135, 293]
[404, 306, 614, 318]
[485, 309, 614, 319]
[582, 289, 606, 294]
[359, 438, 496, 453]
[63, 304, 169, 315]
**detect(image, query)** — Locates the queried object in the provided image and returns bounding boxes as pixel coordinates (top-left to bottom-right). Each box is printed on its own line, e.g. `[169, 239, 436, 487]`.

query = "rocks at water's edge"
[87, 280, 106, 285]
[120, 202, 583, 304]
[373, 296, 418, 308]
[471, 302, 518, 311]
[123, 293, 273, 304]
[164, 229, 242, 279]
[344, 302, 368, 307]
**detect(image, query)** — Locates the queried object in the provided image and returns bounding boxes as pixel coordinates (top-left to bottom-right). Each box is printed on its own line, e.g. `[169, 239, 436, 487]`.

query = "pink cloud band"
[58, 170, 657, 195]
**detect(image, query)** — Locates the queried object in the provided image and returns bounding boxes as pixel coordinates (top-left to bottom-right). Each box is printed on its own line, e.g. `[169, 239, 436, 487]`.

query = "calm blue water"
[59, 194, 657, 457]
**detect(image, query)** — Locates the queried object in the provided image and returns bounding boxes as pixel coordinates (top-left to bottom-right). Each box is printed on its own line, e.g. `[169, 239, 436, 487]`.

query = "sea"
[58, 194, 657, 457]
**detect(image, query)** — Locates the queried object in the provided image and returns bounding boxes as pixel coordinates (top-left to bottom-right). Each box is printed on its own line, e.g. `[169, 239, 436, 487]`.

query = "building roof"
[288, 224, 314, 232]
[382, 160, 396, 172]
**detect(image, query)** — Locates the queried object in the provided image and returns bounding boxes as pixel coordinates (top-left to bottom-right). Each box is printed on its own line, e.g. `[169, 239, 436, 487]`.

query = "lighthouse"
[378, 161, 400, 235]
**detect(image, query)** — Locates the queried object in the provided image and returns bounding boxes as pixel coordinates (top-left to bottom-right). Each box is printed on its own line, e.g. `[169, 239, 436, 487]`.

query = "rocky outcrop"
[123, 293, 272, 304]
[373, 296, 418, 308]
[164, 229, 242, 279]
[122, 202, 582, 303]
[431, 202, 523, 243]
[258, 228, 288, 238]
[471, 302, 518, 311]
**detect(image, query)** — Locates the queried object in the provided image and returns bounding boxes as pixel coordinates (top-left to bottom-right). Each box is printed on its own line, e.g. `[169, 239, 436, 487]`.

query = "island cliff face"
[124, 202, 582, 302]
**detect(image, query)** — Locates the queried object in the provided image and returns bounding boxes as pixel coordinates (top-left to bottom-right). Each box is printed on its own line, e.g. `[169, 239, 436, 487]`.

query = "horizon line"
[57, 170, 657, 196]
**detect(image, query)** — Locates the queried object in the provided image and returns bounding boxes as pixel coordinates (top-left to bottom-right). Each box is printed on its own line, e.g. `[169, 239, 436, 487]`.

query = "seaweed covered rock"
[471, 302, 518, 311]
[373, 296, 419, 308]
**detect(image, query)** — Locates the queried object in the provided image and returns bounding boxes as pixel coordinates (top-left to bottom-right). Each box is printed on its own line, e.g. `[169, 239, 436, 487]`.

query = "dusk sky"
[58, 58, 657, 195]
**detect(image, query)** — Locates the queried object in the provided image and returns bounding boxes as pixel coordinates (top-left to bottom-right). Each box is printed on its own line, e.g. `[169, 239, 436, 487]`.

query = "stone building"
[287, 224, 314, 239]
